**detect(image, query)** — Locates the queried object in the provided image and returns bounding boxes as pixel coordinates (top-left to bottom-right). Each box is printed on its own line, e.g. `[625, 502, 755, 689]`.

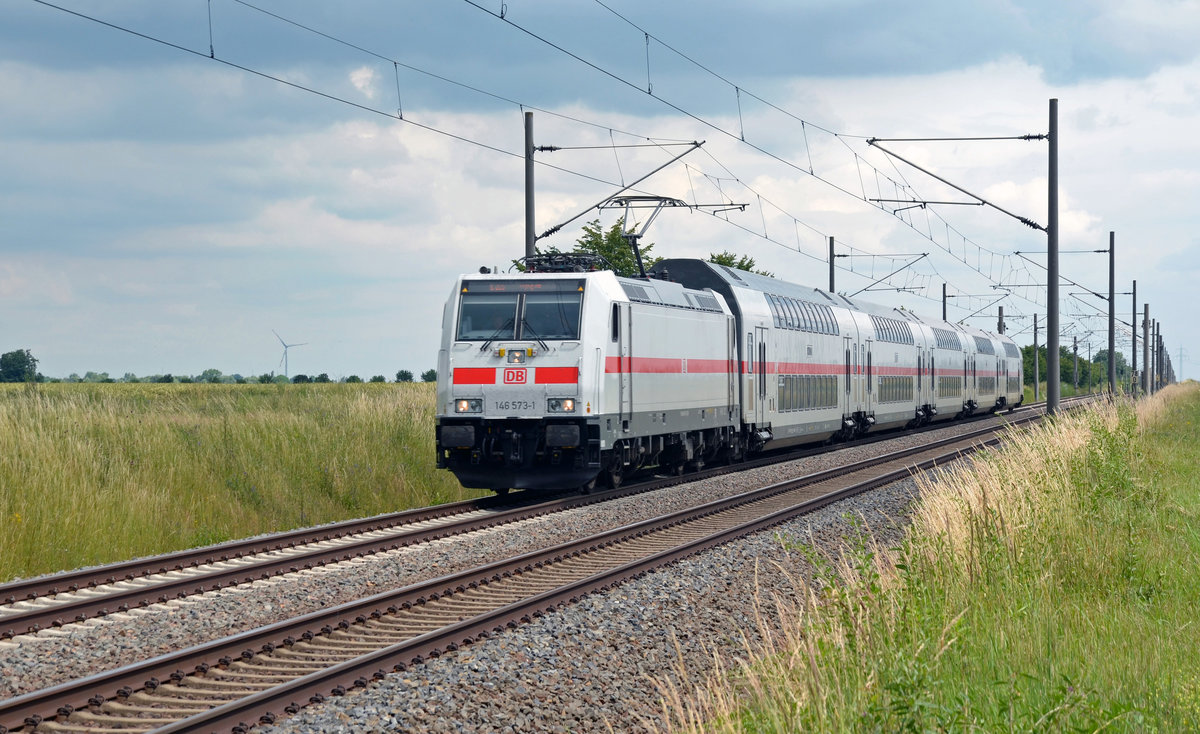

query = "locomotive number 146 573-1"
[492, 399, 537, 412]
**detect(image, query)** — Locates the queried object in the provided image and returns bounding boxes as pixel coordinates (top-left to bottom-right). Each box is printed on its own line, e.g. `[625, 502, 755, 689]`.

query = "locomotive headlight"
[455, 398, 483, 413]
[547, 398, 575, 413]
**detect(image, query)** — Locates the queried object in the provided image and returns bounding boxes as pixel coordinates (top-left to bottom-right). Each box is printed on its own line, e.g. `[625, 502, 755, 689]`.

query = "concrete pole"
[525, 111, 535, 259]
[1143, 304, 1150, 394]
[1073, 336, 1078, 390]
[942, 283, 947, 321]
[1047, 98, 1061, 414]
[1087, 342, 1092, 391]
[829, 236, 835, 293]
[1152, 331, 1161, 390]
[1158, 330, 1164, 389]
[998, 305, 1005, 335]
[1034, 313, 1040, 402]
[1131, 280, 1137, 395]
[1108, 231, 1116, 394]
[1156, 322, 1162, 392]
[1152, 320, 1159, 392]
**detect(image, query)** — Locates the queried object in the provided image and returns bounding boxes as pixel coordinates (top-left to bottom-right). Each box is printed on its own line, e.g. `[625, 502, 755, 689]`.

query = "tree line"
[1021, 344, 1131, 389]
[0, 350, 436, 385]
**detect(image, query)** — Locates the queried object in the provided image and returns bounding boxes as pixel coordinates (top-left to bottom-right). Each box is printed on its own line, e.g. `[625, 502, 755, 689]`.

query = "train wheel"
[579, 477, 597, 495]
[604, 468, 623, 489]
[496, 487, 510, 497]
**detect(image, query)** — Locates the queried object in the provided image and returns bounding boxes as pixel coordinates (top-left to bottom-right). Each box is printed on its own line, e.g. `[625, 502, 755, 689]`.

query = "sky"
[2, 0, 1198, 381]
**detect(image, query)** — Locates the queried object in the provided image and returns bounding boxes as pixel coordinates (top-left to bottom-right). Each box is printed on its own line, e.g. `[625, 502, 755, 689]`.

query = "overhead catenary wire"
[227, 0, 1051, 310]
[37, 0, 1042, 328]
[229, 0, 695, 144]
[28, 1, 701, 210]
[61, 0, 930, 295]
[458, 0, 934, 221]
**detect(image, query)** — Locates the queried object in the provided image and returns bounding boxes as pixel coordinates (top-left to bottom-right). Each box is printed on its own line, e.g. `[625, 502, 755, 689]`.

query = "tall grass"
[659, 382, 1200, 732]
[0, 382, 479, 582]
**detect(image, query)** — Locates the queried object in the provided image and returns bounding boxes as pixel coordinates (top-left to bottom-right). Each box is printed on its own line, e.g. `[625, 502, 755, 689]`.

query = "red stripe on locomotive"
[534, 367, 579, 384]
[452, 367, 496, 385]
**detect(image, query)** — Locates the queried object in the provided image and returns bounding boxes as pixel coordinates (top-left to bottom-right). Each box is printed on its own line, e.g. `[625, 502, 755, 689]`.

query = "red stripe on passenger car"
[685, 358, 732, 373]
[635, 357, 683, 373]
[535, 367, 579, 384]
[606, 357, 724, 374]
[452, 367, 495, 385]
[872, 367, 919, 376]
[774, 361, 842, 375]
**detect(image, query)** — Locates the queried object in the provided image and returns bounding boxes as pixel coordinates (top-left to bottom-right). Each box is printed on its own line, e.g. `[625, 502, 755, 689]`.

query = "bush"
[421, 369, 437, 383]
[396, 370, 414, 383]
[369, 375, 386, 383]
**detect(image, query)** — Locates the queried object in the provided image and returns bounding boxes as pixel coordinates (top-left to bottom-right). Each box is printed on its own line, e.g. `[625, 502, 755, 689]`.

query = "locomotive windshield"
[456, 279, 584, 341]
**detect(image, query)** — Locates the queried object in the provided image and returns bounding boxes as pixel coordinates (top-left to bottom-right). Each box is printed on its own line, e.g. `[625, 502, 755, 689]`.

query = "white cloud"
[349, 65, 379, 101]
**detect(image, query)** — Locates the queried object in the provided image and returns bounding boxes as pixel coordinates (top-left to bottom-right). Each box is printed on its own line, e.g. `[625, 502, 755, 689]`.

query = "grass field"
[662, 382, 1200, 732]
[0, 382, 481, 583]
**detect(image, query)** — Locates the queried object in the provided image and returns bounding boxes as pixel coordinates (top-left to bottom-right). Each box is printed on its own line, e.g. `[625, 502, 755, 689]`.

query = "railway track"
[0, 399, 1065, 641]
[0, 403, 1072, 734]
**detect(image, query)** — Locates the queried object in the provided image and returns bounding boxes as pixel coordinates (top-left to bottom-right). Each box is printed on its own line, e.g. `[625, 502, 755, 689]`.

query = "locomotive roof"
[614, 274, 726, 313]
[455, 267, 727, 314]
[651, 257, 840, 303]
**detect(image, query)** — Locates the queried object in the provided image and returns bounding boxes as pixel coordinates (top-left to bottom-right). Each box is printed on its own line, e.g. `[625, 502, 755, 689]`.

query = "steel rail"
[0, 498, 502, 602]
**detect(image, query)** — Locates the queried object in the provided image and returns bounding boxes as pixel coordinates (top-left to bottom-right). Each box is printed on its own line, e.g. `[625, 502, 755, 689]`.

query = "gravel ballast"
[255, 475, 925, 734]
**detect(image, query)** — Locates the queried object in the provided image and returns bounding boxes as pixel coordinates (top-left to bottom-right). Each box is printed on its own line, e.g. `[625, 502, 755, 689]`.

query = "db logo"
[503, 368, 527, 385]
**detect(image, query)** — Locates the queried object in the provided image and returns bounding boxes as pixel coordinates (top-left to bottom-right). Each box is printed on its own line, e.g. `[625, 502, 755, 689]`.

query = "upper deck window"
[456, 279, 584, 341]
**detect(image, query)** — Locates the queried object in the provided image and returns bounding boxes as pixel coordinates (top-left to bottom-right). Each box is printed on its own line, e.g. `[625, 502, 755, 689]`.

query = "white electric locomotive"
[435, 255, 739, 491]
[435, 256, 1023, 492]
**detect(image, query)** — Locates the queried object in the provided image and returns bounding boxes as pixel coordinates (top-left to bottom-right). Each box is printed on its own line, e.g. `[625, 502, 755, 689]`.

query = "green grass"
[0, 382, 481, 583]
[662, 382, 1200, 732]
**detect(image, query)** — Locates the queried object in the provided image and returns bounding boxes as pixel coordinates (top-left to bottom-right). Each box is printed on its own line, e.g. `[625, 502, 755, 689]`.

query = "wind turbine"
[273, 330, 307, 379]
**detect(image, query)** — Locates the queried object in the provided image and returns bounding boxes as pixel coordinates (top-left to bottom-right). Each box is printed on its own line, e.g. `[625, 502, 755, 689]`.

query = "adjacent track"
[1, 405, 1066, 734]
